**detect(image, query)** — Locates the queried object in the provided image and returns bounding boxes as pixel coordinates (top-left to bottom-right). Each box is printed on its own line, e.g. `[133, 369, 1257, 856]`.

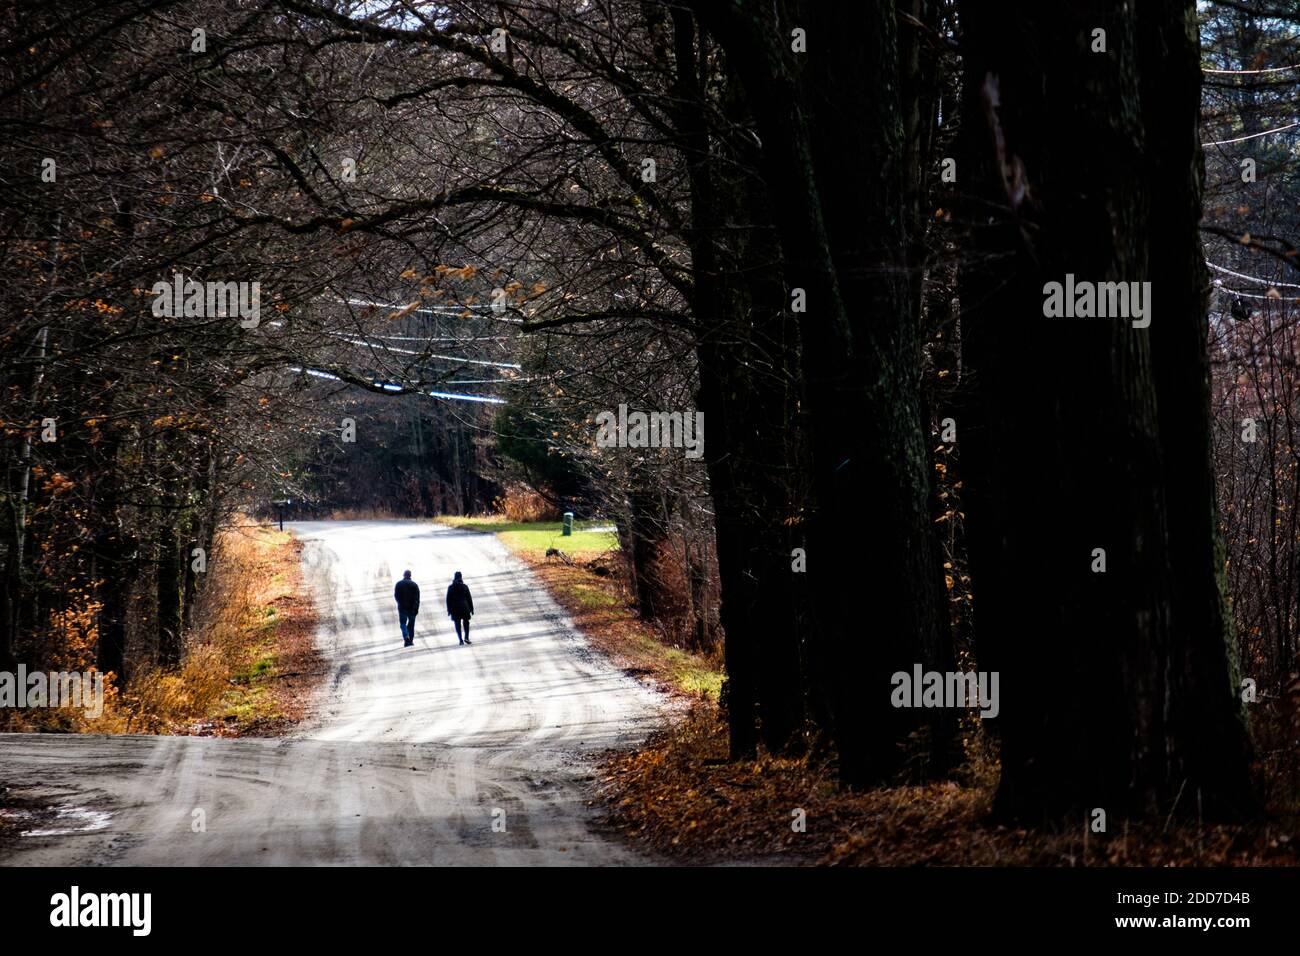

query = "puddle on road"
[0, 805, 112, 837]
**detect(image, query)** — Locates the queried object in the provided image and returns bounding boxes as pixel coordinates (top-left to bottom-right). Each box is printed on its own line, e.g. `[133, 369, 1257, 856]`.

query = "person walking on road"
[395, 570, 420, 647]
[446, 571, 474, 645]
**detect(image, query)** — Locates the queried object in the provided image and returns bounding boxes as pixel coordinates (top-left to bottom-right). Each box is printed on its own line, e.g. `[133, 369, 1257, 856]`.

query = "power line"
[289, 366, 506, 404]
[1207, 260, 1300, 289]
[1202, 121, 1300, 147]
[1216, 287, 1300, 302]
[328, 331, 521, 368]
[333, 296, 523, 324]
[1204, 64, 1300, 75]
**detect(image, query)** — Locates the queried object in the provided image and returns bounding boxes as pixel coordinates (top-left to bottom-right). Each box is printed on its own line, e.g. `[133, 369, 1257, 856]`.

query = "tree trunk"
[181, 445, 212, 631]
[957, 0, 1256, 820]
[156, 515, 184, 667]
[94, 434, 133, 683]
[1136, 0, 1257, 817]
[624, 459, 670, 622]
[669, 9, 809, 756]
[694, 0, 954, 784]
[0, 556, 16, 674]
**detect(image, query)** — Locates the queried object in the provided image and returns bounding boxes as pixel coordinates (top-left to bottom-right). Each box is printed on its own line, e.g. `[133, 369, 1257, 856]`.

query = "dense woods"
[3, 0, 1299, 833]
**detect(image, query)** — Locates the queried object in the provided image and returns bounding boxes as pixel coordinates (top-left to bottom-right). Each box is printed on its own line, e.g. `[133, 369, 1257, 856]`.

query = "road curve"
[0, 520, 664, 865]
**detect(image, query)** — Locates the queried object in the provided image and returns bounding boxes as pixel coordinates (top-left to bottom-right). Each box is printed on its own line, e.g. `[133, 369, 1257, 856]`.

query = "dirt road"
[0, 520, 663, 865]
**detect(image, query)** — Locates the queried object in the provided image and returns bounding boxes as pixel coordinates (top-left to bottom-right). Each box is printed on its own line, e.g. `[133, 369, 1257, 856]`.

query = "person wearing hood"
[446, 571, 474, 645]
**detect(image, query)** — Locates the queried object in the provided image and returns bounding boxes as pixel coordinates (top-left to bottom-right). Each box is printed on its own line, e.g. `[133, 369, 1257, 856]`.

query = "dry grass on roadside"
[119, 523, 323, 736]
[517, 550, 724, 703]
[113, 527, 271, 733]
[492, 484, 561, 522]
[1, 522, 323, 737]
[325, 506, 405, 520]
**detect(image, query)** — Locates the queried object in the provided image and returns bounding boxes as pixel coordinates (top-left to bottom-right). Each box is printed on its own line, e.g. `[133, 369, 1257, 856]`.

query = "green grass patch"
[247, 654, 274, 681]
[221, 685, 278, 725]
[560, 581, 620, 610]
[631, 634, 724, 700]
[438, 516, 618, 557]
[547, 576, 721, 700]
[223, 638, 283, 727]
[230, 642, 276, 686]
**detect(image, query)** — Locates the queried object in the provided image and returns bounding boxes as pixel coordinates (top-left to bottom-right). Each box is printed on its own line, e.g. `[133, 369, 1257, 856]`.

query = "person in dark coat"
[446, 571, 474, 645]
[394, 570, 420, 646]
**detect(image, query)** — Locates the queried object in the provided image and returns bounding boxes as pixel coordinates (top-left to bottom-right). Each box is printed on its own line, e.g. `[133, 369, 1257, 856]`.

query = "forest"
[2, 0, 1299, 867]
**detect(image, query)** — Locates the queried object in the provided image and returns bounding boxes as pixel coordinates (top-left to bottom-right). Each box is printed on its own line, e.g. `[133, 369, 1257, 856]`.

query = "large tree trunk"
[694, 0, 954, 785]
[957, 0, 1256, 820]
[1136, 0, 1257, 816]
[668, 8, 808, 756]
[692, 236, 807, 756]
